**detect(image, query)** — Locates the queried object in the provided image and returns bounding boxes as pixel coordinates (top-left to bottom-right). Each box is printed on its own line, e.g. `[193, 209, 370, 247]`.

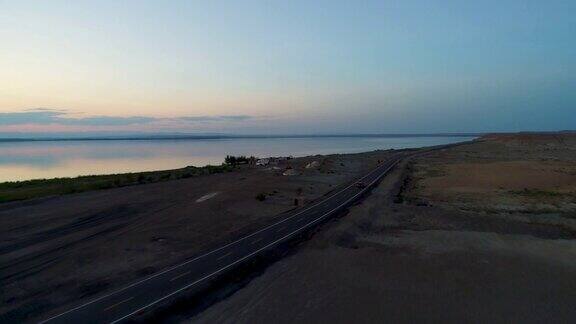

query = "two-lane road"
[41, 154, 407, 323]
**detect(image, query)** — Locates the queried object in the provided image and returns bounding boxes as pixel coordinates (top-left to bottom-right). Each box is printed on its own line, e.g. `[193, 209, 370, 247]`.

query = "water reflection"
[0, 137, 473, 182]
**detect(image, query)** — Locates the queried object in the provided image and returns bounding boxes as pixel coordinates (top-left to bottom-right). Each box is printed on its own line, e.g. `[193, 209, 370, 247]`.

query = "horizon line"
[0, 132, 485, 143]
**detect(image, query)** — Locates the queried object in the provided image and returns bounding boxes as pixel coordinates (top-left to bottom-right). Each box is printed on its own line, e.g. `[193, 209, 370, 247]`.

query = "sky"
[1, 0, 575, 135]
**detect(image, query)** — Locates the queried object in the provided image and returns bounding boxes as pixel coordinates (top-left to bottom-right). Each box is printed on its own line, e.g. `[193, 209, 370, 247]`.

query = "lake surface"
[0, 136, 474, 182]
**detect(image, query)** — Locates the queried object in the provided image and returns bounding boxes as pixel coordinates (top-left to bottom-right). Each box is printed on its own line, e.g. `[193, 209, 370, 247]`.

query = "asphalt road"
[40, 154, 406, 323]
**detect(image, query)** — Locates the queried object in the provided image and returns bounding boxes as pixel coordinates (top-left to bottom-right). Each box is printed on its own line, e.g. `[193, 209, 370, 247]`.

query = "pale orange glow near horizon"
[1, 1, 574, 135]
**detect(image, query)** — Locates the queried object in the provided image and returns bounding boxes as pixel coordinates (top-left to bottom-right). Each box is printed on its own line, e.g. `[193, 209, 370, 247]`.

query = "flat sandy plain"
[192, 133, 576, 324]
[0, 150, 393, 322]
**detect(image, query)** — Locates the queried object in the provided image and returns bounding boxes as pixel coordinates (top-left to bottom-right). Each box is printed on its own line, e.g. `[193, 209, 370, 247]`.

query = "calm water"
[0, 136, 473, 182]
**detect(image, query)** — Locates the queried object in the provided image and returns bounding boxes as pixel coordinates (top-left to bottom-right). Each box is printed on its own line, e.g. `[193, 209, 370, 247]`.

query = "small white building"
[305, 161, 320, 169]
[256, 158, 270, 166]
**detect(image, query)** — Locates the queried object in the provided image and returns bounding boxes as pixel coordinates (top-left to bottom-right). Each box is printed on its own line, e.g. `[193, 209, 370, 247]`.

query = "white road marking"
[195, 192, 219, 203]
[216, 251, 232, 260]
[169, 271, 191, 282]
[40, 158, 402, 324]
[103, 297, 134, 312]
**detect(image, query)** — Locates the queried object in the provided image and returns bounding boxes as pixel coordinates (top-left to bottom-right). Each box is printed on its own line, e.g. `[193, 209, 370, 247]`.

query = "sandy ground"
[0, 150, 394, 322]
[192, 134, 576, 324]
[404, 133, 576, 220]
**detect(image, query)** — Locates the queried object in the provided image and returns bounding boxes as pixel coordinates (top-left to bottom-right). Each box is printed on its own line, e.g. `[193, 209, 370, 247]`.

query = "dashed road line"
[103, 297, 134, 312]
[169, 271, 191, 282]
[216, 251, 232, 261]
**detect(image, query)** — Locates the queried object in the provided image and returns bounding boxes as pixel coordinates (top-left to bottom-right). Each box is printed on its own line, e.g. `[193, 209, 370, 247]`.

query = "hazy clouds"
[0, 109, 257, 128]
[1, 1, 575, 134]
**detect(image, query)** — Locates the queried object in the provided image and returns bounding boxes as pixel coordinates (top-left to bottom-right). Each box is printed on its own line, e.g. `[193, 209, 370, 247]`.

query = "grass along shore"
[0, 164, 234, 203]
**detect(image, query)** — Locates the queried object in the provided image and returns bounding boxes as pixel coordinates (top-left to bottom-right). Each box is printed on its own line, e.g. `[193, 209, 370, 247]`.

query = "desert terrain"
[0, 149, 394, 322]
[3, 133, 576, 323]
[191, 133, 576, 323]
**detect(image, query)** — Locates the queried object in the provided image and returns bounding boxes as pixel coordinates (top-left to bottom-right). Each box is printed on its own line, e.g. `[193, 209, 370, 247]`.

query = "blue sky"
[0, 0, 574, 135]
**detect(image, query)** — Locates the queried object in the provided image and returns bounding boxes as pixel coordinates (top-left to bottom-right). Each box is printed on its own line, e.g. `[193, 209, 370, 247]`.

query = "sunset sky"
[1, 1, 575, 135]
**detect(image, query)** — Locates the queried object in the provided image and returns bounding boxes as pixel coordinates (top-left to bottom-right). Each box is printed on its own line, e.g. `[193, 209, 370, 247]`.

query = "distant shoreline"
[0, 133, 481, 143]
[0, 139, 476, 202]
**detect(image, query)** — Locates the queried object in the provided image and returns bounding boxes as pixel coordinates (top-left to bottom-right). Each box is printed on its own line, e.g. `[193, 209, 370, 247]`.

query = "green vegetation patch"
[224, 155, 255, 166]
[0, 164, 234, 203]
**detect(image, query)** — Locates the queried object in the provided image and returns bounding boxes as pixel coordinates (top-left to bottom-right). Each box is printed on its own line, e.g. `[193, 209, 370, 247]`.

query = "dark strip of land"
[0, 164, 233, 203]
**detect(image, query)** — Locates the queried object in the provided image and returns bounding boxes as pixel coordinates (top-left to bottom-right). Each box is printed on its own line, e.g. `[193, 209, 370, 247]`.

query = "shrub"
[224, 155, 251, 166]
[255, 193, 266, 201]
[137, 174, 146, 183]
